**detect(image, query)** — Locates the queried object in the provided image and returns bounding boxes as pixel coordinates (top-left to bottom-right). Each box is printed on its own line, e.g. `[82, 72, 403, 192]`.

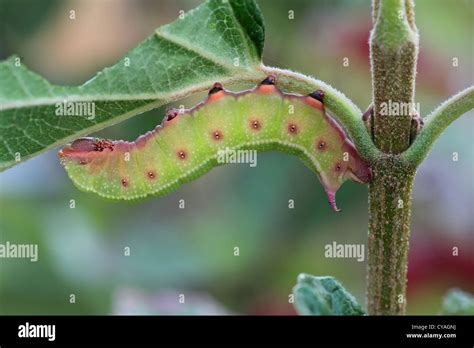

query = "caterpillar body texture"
[59, 76, 372, 211]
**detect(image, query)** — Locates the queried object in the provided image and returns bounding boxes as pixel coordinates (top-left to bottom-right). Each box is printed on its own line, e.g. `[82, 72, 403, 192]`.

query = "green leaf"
[293, 273, 365, 316]
[441, 288, 474, 315]
[0, 0, 265, 171]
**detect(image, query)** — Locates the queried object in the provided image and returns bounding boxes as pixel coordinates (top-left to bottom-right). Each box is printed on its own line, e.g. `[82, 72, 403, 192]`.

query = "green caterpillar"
[59, 76, 371, 211]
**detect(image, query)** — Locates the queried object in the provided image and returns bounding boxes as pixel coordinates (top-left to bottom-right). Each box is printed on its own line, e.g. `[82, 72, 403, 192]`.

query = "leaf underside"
[293, 273, 365, 315]
[0, 0, 265, 171]
[441, 288, 474, 315]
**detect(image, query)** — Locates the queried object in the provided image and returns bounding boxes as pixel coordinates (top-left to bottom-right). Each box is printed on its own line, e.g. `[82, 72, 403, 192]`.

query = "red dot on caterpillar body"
[288, 124, 298, 134]
[317, 140, 327, 150]
[177, 150, 187, 160]
[147, 171, 156, 179]
[121, 178, 128, 187]
[212, 130, 223, 140]
[250, 119, 261, 130]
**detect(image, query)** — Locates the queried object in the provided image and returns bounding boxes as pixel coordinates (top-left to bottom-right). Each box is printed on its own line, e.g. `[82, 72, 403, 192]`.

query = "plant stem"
[370, 0, 418, 154]
[367, 0, 419, 315]
[367, 156, 415, 314]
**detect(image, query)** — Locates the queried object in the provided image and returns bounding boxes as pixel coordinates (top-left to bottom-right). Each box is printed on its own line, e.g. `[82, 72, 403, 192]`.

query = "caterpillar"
[59, 76, 372, 211]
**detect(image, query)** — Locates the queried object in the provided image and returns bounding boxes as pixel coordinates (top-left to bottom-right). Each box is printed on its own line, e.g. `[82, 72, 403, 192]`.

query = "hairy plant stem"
[368, 0, 418, 315]
[368, 156, 415, 314]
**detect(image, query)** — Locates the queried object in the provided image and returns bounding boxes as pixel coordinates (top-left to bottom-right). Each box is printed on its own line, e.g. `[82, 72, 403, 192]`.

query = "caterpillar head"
[59, 137, 115, 165]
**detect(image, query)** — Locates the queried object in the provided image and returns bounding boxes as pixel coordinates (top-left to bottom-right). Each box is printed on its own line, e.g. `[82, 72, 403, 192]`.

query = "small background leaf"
[0, 0, 265, 171]
[293, 273, 365, 315]
[441, 288, 474, 315]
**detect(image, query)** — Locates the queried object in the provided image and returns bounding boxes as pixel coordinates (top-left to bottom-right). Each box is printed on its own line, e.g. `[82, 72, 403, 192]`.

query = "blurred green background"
[0, 0, 473, 315]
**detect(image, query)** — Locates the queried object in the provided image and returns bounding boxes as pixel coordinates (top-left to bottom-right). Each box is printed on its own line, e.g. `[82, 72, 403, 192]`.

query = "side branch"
[402, 86, 474, 167]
